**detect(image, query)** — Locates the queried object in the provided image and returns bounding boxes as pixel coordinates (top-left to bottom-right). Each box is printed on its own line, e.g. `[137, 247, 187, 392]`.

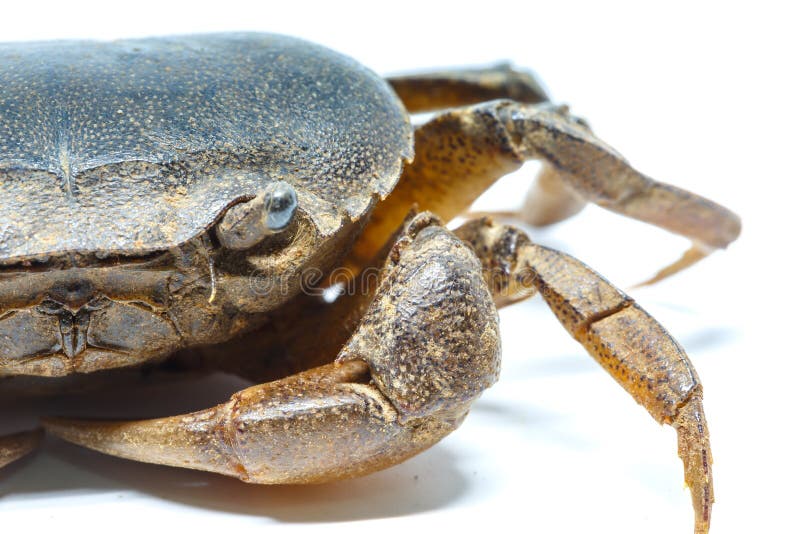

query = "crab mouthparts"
[0, 295, 183, 376]
[36, 298, 109, 358]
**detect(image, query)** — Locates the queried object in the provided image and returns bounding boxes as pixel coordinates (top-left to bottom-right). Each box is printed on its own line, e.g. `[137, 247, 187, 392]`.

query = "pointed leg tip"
[673, 389, 714, 534]
[690, 483, 713, 534]
[0, 428, 44, 469]
[634, 244, 712, 288]
[40, 412, 243, 479]
[41, 415, 170, 463]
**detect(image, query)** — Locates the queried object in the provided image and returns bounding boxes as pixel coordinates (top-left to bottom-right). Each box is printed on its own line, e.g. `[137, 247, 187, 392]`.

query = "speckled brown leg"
[43, 215, 501, 485]
[469, 162, 589, 228]
[516, 162, 587, 225]
[386, 63, 548, 113]
[0, 429, 43, 469]
[387, 66, 582, 230]
[456, 218, 713, 534]
[352, 100, 740, 282]
[387, 64, 586, 232]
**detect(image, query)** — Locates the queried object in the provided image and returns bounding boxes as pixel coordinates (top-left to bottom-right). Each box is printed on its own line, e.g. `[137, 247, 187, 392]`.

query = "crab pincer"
[0, 33, 735, 533]
[44, 218, 501, 485]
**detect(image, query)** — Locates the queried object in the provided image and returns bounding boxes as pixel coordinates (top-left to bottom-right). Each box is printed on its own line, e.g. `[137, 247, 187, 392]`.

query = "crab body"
[0, 34, 410, 377]
[0, 33, 741, 534]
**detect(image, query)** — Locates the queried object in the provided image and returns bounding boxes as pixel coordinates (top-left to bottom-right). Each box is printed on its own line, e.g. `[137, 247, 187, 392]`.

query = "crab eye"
[264, 182, 298, 232]
[216, 182, 298, 250]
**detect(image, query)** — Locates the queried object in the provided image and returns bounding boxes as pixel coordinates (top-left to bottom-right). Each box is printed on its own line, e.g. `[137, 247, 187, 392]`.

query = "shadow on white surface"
[1, 433, 470, 522]
[0, 366, 479, 523]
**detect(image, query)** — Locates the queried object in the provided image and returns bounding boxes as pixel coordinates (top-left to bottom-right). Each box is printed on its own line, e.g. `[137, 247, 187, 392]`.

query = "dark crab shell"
[0, 33, 413, 262]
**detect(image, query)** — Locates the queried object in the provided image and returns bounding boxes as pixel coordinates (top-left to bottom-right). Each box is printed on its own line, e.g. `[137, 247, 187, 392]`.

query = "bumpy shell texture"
[0, 33, 412, 261]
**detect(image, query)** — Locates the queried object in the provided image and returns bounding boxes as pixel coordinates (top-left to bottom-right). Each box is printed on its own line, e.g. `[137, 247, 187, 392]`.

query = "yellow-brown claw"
[0, 428, 43, 469]
[674, 388, 714, 534]
[43, 217, 501, 485]
[42, 361, 432, 484]
[42, 360, 460, 484]
[42, 409, 245, 480]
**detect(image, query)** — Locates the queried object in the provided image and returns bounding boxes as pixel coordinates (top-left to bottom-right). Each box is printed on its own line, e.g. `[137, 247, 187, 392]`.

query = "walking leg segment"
[456, 218, 713, 534]
[387, 63, 548, 113]
[353, 100, 740, 283]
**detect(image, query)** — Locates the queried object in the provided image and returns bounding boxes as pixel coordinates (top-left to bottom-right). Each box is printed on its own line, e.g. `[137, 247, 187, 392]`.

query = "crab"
[0, 33, 740, 533]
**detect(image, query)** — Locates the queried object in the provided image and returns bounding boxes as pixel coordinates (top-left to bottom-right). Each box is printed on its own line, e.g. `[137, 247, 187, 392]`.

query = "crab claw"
[0, 428, 43, 469]
[42, 219, 501, 485]
[41, 409, 245, 480]
[41, 361, 416, 484]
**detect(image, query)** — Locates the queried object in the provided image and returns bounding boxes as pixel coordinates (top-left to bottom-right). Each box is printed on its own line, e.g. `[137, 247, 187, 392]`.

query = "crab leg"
[352, 100, 740, 283]
[386, 65, 578, 228]
[386, 63, 548, 113]
[40, 215, 711, 531]
[0, 429, 43, 469]
[511, 162, 588, 226]
[43, 215, 502, 485]
[456, 218, 713, 534]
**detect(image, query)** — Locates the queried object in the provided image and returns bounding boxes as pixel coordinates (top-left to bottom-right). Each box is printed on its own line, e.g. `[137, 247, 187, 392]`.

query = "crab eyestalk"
[216, 182, 298, 250]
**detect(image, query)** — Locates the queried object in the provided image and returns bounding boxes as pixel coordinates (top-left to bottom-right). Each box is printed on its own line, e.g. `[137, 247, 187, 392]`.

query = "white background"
[0, 2, 796, 533]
